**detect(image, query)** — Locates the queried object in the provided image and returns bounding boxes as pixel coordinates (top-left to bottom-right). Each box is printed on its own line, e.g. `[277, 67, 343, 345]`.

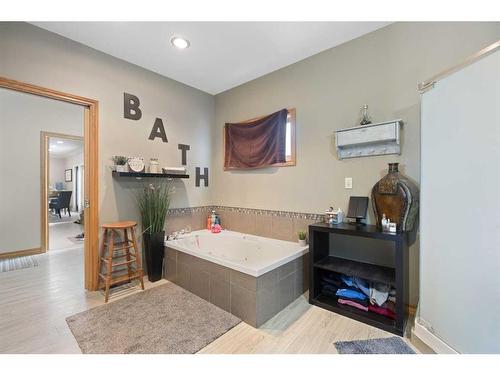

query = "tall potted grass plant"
[137, 181, 174, 282]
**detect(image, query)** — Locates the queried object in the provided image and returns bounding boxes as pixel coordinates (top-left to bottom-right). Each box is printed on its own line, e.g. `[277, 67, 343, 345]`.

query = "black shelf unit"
[112, 171, 189, 179]
[309, 222, 409, 336]
[314, 256, 395, 286]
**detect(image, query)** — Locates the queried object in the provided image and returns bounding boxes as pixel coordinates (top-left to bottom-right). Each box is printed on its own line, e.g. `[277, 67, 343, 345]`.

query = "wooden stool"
[98, 221, 145, 302]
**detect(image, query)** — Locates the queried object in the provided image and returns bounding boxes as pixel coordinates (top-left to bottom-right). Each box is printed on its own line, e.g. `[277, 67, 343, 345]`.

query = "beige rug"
[66, 283, 241, 354]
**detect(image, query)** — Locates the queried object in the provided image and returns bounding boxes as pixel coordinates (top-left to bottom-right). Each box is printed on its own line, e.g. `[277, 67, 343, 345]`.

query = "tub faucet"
[166, 231, 179, 241]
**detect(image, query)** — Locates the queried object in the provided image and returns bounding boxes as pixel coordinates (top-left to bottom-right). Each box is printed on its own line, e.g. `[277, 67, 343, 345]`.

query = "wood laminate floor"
[49, 221, 84, 251]
[0, 247, 419, 354]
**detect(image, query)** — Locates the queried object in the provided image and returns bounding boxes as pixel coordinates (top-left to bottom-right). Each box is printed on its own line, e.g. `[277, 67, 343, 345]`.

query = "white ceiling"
[32, 22, 390, 95]
[49, 138, 83, 158]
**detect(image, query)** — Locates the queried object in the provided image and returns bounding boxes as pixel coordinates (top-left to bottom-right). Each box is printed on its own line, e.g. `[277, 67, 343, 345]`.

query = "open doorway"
[46, 134, 84, 251]
[1, 76, 99, 291]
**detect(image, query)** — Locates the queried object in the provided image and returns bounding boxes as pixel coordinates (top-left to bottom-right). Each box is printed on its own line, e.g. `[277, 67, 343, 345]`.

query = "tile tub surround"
[165, 205, 323, 242]
[164, 247, 309, 327]
[165, 206, 214, 234]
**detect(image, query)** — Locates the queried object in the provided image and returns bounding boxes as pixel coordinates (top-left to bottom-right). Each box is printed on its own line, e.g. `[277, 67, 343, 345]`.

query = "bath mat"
[334, 337, 416, 354]
[0, 255, 38, 273]
[66, 282, 241, 354]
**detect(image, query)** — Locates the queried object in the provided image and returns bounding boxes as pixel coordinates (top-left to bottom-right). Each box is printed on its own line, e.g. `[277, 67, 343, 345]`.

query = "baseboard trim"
[0, 247, 43, 260]
[413, 319, 458, 354]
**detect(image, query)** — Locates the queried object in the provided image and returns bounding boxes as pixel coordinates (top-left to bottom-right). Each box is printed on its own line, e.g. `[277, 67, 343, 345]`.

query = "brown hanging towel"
[224, 108, 288, 170]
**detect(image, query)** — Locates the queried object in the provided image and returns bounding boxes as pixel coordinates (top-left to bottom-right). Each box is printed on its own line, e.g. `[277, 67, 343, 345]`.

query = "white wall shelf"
[335, 119, 402, 159]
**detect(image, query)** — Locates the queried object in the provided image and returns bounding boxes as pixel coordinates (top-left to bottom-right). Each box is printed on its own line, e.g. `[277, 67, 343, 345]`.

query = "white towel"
[162, 167, 187, 174]
[370, 282, 391, 306]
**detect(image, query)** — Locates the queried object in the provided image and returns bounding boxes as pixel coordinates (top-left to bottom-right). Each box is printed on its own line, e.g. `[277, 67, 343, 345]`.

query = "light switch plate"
[345, 177, 353, 189]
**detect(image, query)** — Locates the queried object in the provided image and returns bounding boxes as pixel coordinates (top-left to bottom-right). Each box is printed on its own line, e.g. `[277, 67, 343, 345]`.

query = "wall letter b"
[124, 92, 142, 120]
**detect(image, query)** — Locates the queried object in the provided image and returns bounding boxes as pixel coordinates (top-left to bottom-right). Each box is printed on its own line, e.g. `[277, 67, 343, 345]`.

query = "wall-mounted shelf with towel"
[335, 119, 402, 159]
[112, 171, 189, 179]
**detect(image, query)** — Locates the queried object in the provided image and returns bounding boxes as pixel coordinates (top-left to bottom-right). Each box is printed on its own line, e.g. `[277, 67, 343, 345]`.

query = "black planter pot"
[143, 231, 165, 282]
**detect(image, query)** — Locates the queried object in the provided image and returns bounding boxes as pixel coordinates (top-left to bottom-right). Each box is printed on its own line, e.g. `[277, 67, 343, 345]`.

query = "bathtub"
[164, 229, 309, 327]
[165, 229, 308, 277]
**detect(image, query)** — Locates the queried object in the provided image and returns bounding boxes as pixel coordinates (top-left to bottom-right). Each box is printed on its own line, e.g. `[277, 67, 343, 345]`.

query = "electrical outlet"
[345, 177, 353, 189]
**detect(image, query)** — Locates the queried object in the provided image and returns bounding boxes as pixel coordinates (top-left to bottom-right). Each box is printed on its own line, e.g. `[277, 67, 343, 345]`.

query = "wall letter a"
[148, 118, 168, 143]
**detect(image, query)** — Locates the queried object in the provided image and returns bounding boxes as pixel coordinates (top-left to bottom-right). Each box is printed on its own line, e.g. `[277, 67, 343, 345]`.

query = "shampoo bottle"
[211, 210, 216, 228]
[381, 214, 388, 230]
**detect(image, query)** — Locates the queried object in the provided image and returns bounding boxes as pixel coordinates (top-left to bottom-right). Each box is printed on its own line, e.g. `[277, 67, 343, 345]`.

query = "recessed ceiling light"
[170, 36, 190, 50]
[57, 140, 64, 144]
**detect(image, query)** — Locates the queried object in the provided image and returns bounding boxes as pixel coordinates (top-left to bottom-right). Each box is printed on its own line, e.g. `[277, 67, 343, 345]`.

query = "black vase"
[143, 231, 165, 282]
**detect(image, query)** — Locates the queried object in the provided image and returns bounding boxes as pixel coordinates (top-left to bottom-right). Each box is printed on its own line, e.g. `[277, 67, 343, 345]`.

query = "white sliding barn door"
[419, 50, 500, 353]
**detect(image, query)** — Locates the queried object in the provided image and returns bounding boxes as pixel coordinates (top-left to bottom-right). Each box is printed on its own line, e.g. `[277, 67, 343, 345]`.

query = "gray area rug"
[66, 282, 241, 354]
[0, 255, 38, 272]
[335, 337, 416, 354]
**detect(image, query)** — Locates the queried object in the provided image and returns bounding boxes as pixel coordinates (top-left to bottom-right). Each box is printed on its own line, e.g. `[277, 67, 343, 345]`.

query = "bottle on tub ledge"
[206, 213, 212, 230]
[207, 210, 222, 233]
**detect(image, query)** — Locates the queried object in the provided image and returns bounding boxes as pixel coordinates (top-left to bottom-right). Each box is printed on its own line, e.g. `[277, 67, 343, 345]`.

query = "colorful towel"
[368, 304, 396, 319]
[353, 276, 371, 297]
[336, 288, 367, 301]
[338, 298, 369, 312]
[337, 295, 369, 307]
[370, 282, 391, 306]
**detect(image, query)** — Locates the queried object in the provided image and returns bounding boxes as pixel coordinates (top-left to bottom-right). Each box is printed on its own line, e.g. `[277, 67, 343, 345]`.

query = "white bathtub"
[164, 229, 308, 277]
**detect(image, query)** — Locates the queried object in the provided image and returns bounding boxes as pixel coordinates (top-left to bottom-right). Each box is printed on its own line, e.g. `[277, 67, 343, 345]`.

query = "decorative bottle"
[371, 163, 420, 232]
[381, 214, 388, 231]
[149, 158, 159, 173]
[360, 104, 372, 125]
[211, 210, 216, 229]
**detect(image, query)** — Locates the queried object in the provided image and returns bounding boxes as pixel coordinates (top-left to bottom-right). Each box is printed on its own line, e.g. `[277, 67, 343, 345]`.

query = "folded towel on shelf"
[162, 167, 187, 174]
[340, 275, 355, 287]
[338, 298, 369, 312]
[321, 283, 339, 297]
[336, 288, 367, 301]
[368, 304, 396, 319]
[353, 276, 371, 298]
[336, 295, 369, 307]
[370, 282, 391, 306]
[381, 300, 396, 313]
[321, 278, 345, 291]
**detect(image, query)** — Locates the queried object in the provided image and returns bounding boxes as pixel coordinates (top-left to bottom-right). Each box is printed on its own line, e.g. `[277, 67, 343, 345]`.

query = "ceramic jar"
[116, 164, 128, 172]
[149, 158, 159, 174]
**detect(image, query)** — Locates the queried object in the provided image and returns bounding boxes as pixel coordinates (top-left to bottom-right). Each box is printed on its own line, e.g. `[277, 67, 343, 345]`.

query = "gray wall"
[212, 22, 500, 304]
[49, 157, 68, 188]
[0, 88, 83, 253]
[0, 22, 215, 237]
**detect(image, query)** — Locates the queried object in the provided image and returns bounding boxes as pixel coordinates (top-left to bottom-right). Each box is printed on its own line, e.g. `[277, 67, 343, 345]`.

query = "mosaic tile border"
[166, 206, 212, 216]
[167, 205, 324, 222]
